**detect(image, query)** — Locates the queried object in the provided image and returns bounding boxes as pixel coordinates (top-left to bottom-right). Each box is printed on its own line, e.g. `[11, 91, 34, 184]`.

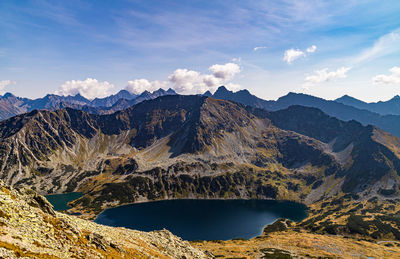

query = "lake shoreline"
[45, 192, 83, 211]
[93, 199, 308, 241]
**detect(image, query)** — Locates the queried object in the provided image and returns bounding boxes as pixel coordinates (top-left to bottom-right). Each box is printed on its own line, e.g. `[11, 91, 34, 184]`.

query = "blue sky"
[1, 0, 400, 101]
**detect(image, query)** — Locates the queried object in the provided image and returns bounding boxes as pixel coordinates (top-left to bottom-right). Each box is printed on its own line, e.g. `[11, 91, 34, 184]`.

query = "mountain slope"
[266, 105, 400, 193]
[3, 172, 398, 259]
[0, 180, 209, 258]
[0, 95, 399, 218]
[211, 87, 400, 138]
[0, 93, 29, 120]
[269, 92, 400, 138]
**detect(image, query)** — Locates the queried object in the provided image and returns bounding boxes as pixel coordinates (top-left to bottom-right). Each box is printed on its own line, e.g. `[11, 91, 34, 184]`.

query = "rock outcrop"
[0, 180, 209, 258]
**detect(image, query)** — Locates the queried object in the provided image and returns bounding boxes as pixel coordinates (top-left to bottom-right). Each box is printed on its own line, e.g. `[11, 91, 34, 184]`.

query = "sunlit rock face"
[0, 180, 209, 258]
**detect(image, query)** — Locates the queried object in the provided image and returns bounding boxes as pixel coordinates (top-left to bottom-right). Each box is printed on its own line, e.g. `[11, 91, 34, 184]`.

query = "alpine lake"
[46, 194, 307, 241]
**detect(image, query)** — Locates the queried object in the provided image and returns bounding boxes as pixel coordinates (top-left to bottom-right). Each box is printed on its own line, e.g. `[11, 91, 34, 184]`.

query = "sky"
[1, 0, 400, 102]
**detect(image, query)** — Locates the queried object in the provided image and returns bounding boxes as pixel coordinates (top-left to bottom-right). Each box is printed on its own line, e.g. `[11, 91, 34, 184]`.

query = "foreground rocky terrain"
[3, 178, 400, 258]
[0, 180, 209, 258]
[193, 227, 400, 258]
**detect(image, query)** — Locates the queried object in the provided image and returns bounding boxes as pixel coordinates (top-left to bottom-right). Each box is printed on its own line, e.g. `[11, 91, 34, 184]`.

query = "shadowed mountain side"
[211, 86, 400, 138]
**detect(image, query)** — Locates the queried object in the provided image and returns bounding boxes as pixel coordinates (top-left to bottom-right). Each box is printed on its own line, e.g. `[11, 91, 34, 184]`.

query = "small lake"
[95, 199, 307, 241]
[45, 192, 83, 211]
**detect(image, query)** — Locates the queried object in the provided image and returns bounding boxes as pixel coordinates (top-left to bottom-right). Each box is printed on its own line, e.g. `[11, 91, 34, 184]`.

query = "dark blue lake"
[45, 192, 83, 211]
[94, 199, 307, 241]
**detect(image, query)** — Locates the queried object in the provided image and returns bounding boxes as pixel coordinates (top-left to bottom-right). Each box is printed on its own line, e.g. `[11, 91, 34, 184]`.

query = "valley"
[2, 91, 400, 257]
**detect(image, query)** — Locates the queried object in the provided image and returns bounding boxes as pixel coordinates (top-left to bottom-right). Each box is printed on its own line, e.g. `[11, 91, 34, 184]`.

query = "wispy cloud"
[254, 46, 267, 51]
[352, 29, 400, 64]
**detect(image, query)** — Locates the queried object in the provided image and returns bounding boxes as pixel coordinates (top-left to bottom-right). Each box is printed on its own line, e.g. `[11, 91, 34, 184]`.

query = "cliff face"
[0, 180, 209, 258]
[0, 95, 400, 218]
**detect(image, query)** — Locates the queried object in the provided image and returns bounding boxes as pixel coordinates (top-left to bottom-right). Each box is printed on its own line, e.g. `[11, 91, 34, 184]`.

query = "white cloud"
[209, 63, 241, 80]
[306, 45, 317, 53]
[283, 49, 305, 64]
[123, 63, 241, 95]
[125, 79, 166, 94]
[168, 63, 241, 94]
[0, 80, 16, 94]
[56, 78, 114, 99]
[254, 46, 267, 51]
[168, 69, 202, 93]
[283, 45, 317, 64]
[373, 67, 400, 85]
[303, 67, 351, 88]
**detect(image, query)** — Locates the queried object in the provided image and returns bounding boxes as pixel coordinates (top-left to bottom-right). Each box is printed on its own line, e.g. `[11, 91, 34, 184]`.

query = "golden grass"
[192, 230, 400, 258]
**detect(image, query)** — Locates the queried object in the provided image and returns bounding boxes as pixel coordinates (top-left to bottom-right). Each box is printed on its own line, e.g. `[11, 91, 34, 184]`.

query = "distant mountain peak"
[215, 85, 230, 94]
[167, 88, 177, 94]
[237, 89, 250, 94]
[203, 90, 212, 97]
[336, 94, 360, 101]
[338, 94, 353, 99]
[152, 88, 168, 95]
[2, 92, 16, 98]
[117, 89, 130, 94]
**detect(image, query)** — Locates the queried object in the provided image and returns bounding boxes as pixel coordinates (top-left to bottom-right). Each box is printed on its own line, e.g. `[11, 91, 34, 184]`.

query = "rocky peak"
[389, 95, 400, 102]
[203, 90, 212, 97]
[213, 85, 231, 97]
[166, 88, 177, 94]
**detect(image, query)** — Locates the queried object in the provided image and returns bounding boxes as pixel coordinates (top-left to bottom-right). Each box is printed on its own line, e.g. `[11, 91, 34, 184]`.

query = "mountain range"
[4, 86, 400, 139]
[0, 94, 399, 220]
[336, 94, 400, 115]
[211, 86, 400, 138]
[0, 88, 177, 121]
